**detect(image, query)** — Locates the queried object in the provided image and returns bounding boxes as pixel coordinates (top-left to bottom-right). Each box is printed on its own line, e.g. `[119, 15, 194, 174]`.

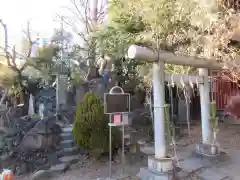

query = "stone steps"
[60, 132, 73, 140]
[62, 126, 73, 133]
[31, 123, 81, 179]
[60, 155, 80, 164]
[57, 124, 78, 158]
[61, 146, 78, 153]
[60, 139, 75, 148]
[57, 146, 79, 157]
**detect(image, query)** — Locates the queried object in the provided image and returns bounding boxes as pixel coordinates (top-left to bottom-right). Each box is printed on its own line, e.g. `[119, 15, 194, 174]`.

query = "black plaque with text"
[104, 93, 130, 114]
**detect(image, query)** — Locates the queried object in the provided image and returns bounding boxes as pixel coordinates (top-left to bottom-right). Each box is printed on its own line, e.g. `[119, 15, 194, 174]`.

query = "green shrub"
[73, 92, 120, 158]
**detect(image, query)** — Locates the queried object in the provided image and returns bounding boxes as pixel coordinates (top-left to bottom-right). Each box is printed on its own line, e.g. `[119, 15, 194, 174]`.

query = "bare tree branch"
[20, 20, 39, 71]
[56, 0, 107, 66]
[69, 0, 92, 33]
[96, 3, 107, 23]
[11, 46, 17, 68]
[63, 0, 106, 36]
[56, 14, 90, 44]
[0, 20, 38, 73]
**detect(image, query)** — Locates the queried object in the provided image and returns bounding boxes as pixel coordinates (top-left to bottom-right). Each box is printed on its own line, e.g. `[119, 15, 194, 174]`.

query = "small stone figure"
[28, 94, 35, 116]
[38, 103, 45, 120]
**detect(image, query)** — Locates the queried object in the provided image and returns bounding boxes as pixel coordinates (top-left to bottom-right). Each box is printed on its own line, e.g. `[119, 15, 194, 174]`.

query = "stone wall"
[0, 106, 8, 131]
[75, 84, 88, 104]
[75, 78, 145, 110]
[75, 78, 108, 103]
[19, 133, 59, 150]
[0, 109, 61, 154]
[0, 112, 62, 175]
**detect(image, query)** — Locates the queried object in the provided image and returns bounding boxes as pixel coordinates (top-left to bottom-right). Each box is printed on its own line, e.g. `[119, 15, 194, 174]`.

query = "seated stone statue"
[98, 54, 115, 87]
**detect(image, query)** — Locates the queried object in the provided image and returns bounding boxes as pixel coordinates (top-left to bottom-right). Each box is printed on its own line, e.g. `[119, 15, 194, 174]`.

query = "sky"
[0, 0, 70, 47]
[0, 0, 108, 50]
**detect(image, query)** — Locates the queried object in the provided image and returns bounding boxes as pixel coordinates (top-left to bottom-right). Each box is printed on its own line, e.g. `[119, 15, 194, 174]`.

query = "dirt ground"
[17, 121, 240, 180]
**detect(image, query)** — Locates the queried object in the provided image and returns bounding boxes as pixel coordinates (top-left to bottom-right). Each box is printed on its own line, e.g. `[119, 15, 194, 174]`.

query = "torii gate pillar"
[152, 60, 166, 159]
[199, 68, 211, 144]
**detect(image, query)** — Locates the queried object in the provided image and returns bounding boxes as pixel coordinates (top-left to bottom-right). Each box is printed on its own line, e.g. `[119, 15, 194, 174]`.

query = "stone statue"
[98, 55, 114, 87]
[28, 94, 35, 116]
[38, 103, 45, 120]
[98, 55, 114, 75]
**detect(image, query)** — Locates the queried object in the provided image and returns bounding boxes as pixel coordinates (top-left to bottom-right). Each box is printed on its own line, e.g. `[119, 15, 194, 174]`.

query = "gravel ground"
[17, 121, 240, 180]
[17, 158, 145, 180]
[50, 160, 144, 180]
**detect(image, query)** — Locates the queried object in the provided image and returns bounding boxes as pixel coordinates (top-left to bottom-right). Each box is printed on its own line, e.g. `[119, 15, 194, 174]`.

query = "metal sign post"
[104, 86, 130, 178]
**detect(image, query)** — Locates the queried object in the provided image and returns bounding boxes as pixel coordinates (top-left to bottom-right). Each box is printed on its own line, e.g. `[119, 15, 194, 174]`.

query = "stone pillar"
[196, 68, 219, 156]
[75, 84, 86, 104]
[137, 61, 174, 180]
[39, 103, 45, 120]
[28, 94, 35, 116]
[57, 74, 68, 106]
[199, 68, 211, 144]
[152, 60, 166, 159]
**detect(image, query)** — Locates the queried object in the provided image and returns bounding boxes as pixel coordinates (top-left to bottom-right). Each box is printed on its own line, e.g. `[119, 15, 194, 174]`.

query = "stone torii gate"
[127, 45, 222, 179]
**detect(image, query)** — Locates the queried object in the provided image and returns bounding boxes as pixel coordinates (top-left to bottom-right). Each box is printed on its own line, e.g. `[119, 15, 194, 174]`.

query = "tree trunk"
[17, 73, 29, 114]
[0, 89, 8, 105]
[17, 73, 25, 104]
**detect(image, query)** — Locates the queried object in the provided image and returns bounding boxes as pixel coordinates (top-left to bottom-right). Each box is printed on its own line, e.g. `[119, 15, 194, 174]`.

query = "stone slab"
[196, 143, 220, 156]
[49, 163, 69, 172]
[31, 170, 51, 180]
[61, 139, 74, 144]
[57, 146, 78, 156]
[176, 170, 189, 179]
[193, 151, 230, 167]
[62, 127, 73, 133]
[60, 132, 73, 140]
[137, 167, 172, 180]
[179, 158, 206, 173]
[198, 168, 229, 180]
[31, 163, 70, 179]
[176, 144, 196, 160]
[148, 156, 173, 173]
[140, 146, 154, 156]
[212, 165, 237, 180]
[60, 155, 79, 164]
[63, 146, 78, 153]
[60, 139, 74, 147]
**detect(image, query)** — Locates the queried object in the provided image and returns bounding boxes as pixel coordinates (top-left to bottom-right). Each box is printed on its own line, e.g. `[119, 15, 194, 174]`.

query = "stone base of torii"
[127, 45, 223, 180]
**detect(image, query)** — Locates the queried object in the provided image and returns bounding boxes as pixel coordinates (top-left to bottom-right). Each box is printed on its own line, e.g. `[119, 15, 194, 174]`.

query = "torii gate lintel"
[128, 45, 222, 69]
